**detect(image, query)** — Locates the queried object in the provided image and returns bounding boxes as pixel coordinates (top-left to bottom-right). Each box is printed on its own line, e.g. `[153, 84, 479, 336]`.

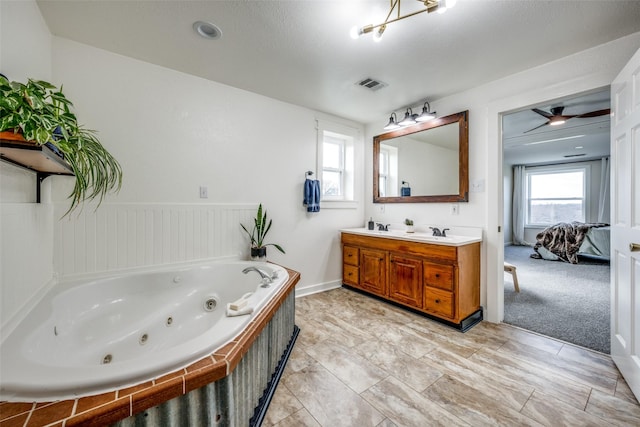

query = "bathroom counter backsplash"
[341, 225, 482, 246]
[0, 265, 300, 427]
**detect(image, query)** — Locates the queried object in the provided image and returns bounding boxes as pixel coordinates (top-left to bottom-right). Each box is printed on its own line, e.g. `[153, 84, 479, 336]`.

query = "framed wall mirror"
[373, 110, 469, 203]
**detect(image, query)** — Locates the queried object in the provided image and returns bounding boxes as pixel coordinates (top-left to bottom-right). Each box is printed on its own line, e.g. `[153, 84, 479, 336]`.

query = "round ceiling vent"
[193, 21, 222, 40]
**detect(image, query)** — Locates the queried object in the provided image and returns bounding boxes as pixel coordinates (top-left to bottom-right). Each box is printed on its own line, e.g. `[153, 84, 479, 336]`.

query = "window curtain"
[598, 156, 610, 223]
[512, 165, 528, 245]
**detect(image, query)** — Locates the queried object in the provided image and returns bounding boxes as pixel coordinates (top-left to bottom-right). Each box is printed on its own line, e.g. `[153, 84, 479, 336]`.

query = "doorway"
[501, 88, 611, 353]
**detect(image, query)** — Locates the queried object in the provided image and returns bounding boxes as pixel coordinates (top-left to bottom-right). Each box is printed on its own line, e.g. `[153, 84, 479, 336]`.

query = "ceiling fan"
[524, 106, 611, 133]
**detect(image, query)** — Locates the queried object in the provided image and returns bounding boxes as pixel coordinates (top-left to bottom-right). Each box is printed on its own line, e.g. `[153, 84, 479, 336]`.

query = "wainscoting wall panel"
[53, 203, 257, 278]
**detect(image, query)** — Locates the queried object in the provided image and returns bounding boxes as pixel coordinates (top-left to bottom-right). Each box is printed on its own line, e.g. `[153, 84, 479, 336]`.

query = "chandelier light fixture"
[384, 102, 437, 130]
[351, 0, 457, 42]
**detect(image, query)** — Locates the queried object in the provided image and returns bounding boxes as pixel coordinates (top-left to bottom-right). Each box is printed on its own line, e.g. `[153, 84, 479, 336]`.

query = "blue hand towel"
[304, 179, 320, 212]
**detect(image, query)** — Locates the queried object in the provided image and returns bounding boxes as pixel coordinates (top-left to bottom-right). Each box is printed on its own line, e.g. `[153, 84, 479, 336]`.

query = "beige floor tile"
[422, 348, 532, 411]
[353, 339, 443, 392]
[521, 390, 615, 427]
[615, 377, 640, 405]
[304, 340, 388, 393]
[262, 384, 303, 426]
[361, 376, 469, 427]
[283, 362, 384, 427]
[557, 343, 619, 376]
[470, 347, 591, 410]
[375, 419, 398, 427]
[365, 320, 439, 358]
[280, 290, 635, 427]
[272, 408, 321, 427]
[401, 322, 480, 358]
[423, 374, 544, 426]
[497, 340, 618, 394]
[481, 322, 564, 355]
[585, 389, 640, 427]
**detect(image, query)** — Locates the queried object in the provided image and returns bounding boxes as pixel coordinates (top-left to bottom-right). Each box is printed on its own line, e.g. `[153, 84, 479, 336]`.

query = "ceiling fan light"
[549, 118, 566, 126]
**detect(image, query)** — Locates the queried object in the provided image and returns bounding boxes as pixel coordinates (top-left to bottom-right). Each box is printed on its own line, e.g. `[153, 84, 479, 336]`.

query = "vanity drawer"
[343, 264, 359, 286]
[424, 287, 454, 319]
[423, 263, 454, 291]
[343, 245, 359, 266]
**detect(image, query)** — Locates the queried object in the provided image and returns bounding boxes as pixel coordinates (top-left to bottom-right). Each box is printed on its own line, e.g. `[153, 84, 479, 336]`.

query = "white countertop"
[340, 228, 482, 247]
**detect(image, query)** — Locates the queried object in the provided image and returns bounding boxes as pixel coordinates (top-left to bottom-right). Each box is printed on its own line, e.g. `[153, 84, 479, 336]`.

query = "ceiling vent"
[356, 77, 387, 91]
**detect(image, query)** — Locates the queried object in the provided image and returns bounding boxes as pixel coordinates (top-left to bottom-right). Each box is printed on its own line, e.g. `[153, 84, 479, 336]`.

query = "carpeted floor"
[504, 245, 611, 353]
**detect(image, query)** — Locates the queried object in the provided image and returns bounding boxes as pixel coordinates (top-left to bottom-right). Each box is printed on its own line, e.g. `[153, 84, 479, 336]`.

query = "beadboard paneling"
[53, 203, 257, 277]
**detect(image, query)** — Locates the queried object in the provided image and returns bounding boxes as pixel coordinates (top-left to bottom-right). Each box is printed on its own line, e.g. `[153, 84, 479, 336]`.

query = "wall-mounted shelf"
[0, 131, 74, 202]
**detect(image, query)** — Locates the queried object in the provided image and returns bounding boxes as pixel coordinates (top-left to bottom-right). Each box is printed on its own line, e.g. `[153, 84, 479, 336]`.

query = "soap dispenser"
[368, 217, 374, 230]
[401, 181, 411, 197]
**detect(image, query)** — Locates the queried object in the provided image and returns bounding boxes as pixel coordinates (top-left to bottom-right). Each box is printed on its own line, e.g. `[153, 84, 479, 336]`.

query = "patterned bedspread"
[531, 222, 609, 264]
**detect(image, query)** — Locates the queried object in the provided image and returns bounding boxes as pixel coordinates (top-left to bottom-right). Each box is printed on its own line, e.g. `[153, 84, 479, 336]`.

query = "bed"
[531, 222, 610, 263]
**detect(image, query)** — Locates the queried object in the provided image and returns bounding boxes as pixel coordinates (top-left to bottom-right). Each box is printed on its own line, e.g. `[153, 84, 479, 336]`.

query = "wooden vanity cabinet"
[389, 254, 423, 308]
[341, 232, 481, 330]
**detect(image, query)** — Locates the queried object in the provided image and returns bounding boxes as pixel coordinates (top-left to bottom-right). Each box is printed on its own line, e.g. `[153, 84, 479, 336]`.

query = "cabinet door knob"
[348, 254, 352, 257]
[380, 258, 384, 261]
[348, 272, 352, 276]
[435, 299, 441, 304]
[435, 274, 440, 278]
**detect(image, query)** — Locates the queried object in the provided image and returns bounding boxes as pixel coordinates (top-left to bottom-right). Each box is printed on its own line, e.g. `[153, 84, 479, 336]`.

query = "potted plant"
[240, 204, 285, 260]
[404, 218, 414, 233]
[0, 76, 122, 215]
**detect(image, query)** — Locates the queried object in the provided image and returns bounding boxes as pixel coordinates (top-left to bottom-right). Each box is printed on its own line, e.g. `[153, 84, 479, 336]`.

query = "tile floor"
[263, 288, 640, 427]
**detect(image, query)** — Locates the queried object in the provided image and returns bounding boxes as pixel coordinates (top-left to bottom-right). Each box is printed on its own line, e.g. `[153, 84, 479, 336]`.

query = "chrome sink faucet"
[242, 266, 273, 286]
[430, 227, 450, 237]
[376, 223, 390, 231]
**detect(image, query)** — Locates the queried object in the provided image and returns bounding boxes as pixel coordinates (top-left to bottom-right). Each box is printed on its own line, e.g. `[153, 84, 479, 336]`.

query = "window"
[525, 166, 589, 226]
[317, 120, 358, 208]
[322, 134, 345, 197]
[378, 144, 398, 198]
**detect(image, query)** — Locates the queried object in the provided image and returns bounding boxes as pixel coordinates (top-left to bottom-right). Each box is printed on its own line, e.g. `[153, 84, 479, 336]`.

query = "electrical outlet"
[471, 179, 485, 193]
[199, 186, 208, 199]
[451, 203, 459, 215]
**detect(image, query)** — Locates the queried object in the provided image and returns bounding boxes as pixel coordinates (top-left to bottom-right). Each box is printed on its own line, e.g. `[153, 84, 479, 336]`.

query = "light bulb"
[350, 26, 362, 39]
[373, 25, 385, 43]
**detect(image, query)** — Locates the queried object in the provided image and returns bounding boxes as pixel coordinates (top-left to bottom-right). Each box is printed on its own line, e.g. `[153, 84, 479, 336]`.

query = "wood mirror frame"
[373, 110, 469, 203]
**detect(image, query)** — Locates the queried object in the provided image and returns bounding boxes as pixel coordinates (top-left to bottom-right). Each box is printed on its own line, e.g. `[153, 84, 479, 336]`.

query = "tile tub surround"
[0, 267, 300, 427]
[263, 288, 640, 427]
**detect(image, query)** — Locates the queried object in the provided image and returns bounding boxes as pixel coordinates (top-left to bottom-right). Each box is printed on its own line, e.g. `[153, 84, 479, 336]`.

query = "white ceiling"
[36, 0, 640, 126]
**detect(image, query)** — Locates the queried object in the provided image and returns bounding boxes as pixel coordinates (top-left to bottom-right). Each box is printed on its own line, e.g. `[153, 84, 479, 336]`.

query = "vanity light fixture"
[385, 102, 437, 130]
[350, 0, 457, 41]
[383, 112, 401, 130]
[398, 108, 418, 126]
[415, 101, 437, 122]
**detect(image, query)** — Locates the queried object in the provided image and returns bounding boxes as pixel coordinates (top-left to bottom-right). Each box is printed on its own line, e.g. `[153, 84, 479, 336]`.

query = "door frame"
[485, 78, 615, 323]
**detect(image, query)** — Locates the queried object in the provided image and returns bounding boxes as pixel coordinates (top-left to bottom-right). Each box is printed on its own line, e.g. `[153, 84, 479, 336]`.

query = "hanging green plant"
[0, 75, 122, 215]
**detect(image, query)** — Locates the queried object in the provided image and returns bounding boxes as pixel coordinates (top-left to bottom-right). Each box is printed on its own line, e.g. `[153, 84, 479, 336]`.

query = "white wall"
[48, 37, 365, 289]
[365, 32, 640, 322]
[0, 0, 56, 330]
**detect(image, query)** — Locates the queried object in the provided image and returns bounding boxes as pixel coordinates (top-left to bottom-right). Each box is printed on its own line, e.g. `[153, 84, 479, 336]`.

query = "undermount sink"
[341, 228, 481, 246]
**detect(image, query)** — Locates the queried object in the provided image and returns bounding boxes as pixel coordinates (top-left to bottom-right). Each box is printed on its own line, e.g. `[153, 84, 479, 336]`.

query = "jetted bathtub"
[0, 260, 289, 402]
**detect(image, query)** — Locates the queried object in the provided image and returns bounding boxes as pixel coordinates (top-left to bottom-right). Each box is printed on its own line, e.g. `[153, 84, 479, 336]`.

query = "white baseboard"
[295, 279, 342, 298]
